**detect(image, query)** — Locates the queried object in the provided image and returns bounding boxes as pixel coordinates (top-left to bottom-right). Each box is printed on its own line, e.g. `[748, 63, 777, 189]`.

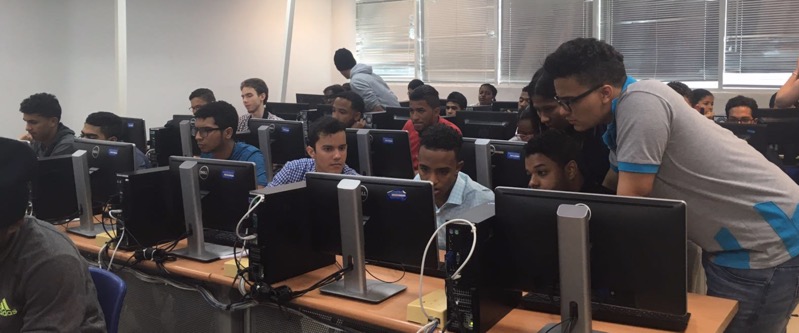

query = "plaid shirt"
[268, 158, 358, 187]
[237, 112, 283, 133]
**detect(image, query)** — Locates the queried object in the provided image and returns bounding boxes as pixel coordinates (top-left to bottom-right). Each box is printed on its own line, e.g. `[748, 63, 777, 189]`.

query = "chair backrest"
[89, 266, 127, 333]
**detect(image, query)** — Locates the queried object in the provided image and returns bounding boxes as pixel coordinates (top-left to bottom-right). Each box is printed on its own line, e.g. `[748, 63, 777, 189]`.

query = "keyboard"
[521, 293, 690, 331]
[203, 229, 240, 247]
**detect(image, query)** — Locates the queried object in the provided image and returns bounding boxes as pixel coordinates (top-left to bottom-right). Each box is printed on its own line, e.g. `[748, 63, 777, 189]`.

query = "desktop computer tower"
[117, 167, 186, 250]
[445, 204, 519, 333]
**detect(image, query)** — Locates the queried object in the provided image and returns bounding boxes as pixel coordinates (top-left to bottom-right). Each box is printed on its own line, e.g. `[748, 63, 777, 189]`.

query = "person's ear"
[600, 85, 614, 104]
[565, 160, 578, 180]
[306, 145, 315, 158]
[49, 117, 59, 127]
[224, 127, 233, 140]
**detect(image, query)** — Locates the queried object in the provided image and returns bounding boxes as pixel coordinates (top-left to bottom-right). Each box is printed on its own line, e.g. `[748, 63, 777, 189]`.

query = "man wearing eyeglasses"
[189, 88, 216, 114]
[193, 101, 268, 187]
[543, 38, 799, 333]
[725, 95, 758, 124]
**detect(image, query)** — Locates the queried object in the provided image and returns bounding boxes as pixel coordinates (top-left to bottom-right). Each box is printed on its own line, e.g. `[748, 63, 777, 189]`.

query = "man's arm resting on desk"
[617, 171, 655, 197]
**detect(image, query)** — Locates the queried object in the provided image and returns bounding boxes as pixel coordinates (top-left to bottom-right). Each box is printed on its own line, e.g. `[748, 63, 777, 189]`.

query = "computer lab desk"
[62, 222, 737, 333]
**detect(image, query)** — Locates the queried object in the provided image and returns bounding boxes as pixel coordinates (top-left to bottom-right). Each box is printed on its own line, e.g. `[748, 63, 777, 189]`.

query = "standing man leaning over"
[333, 48, 400, 112]
[403, 85, 461, 171]
[237, 78, 282, 133]
[543, 37, 799, 333]
[19, 93, 76, 157]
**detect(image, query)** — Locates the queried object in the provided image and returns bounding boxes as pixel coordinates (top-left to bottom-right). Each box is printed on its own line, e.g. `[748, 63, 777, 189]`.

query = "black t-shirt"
[0, 217, 106, 332]
[567, 125, 611, 188]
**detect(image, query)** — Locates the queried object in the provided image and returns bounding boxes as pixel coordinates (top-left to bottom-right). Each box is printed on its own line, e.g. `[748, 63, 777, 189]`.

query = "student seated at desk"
[194, 101, 268, 187]
[268, 116, 359, 187]
[415, 124, 493, 249]
[403, 85, 461, 171]
[508, 108, 540, 142]
[0, 138, 105, 332]
[444, 91, 467, 117]
[82, 111, 151, 170]
[724, 95, 758, 124]
[19, 92, 76, 158]
[331, 91, 368, 129]
[237, 78, 282, 133]
[524, 129, 612, 194]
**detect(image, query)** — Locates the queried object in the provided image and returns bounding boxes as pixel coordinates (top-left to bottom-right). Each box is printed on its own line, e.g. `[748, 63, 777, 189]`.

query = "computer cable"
[364, 260, 406, 284]
[416, 218, 477, 333]
[544, 317, 574, 333]
[235, 194, 265, 241]
[107, 209, 126, 271]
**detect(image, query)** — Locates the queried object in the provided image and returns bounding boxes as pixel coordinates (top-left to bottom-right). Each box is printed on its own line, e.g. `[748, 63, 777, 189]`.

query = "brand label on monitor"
[280, 126, 290, 133]
[382, 137, 394, 144]
[199, 166, 210, 180]
[506, 151, 521, 160]
[221, 169, 236, 180]
[386, 189, 407, 202]
[127, 122, 135, 128]
[108, 148, 118, 156]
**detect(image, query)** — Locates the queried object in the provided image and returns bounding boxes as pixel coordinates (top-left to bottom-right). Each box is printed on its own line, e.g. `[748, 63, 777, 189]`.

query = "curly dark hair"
[524, 129, 580, 168]
[194, 101, 238, 133]
[420, 123, 463, 161]
[20, 92, 62, 120]
[543, 38, 626, 88]
[308, 116, 347, 148]
[85, 112, 124, 140]
[725, 95, 758, 117]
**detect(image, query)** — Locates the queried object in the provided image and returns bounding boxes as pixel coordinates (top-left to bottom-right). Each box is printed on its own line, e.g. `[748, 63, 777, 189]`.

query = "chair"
[89, 266, 127, 333]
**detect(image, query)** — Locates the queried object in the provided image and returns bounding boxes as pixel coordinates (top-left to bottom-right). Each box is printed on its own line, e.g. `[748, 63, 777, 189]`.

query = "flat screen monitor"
[460, 137, 478, 181]
[718, 123, 769, 157]
[120, 117, 147, 153]
[266, 102, 310, 121]
[365, 129, 414, 179]
[168, 157, 256, 233]
[383, 107, 411, 130]
[32, 155, 79, 223]
[296, 93, 326, 107]
[492, 101, 519, 112]
[466, 105, 492, 111]
[752, 108, 799, 165]
[73, 138, 136, 207]
[172, 114, 201, 156]
[489, 140, 528, 188]
[247, 118, 307, 165]
[315, 104, 333, 117]
[345, 128, 361, 174]
[456, 110, 518, 140]
[305, 172, 440, 274]
[494, 187, 687, 316]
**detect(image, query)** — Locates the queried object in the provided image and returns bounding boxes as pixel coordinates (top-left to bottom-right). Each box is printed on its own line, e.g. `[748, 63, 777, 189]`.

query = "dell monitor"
[73, 138, 137, 208]
[494, 187, 689, 331]
[752, 108, 799, 165]
[484, 139, 528, 188]
[383, 107, 411, 130]
[455, 110, 518, 140]
[32, 155, 79, 223]
[345, 128, 361, 174]
[491, 101, 519, 112]
[247, 118, 307, 166]
[305, 172, 441, 275]
[266, 102, 310, 121]
[172, 114, 201, 156]
[358, 129, 414, 179]
[120, 116, 147, 153]
[296, 93, 326, 107]
[460, 137, 478, 182]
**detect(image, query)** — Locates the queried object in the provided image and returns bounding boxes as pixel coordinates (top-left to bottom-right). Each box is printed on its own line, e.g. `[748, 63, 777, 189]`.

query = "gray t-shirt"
[610, 79, 799, 270]
[0, 217, 106, 332]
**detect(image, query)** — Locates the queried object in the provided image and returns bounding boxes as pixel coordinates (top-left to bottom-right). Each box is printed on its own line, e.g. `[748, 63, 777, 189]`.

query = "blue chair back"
[89, 266, 127, 333]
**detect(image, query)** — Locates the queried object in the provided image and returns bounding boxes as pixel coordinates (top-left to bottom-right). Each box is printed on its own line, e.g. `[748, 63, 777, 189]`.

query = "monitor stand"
[67, 150, 97, 238]
[256, 125, 276, 183]
[539, 204, 606, 333]
[178, 120, 193, 157]
[320, 179, 406, 303]
[172, 160, 233, 262]
[355, 129, 372, 176]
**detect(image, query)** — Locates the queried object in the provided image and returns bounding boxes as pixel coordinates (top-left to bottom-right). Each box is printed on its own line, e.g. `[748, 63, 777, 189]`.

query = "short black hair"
[334, 48, 357, 71]
[335, 91, 365, 114]
[517, 108, 541, 134]
[20, 92, 62, 120]
[420, 123, 463, 161]
[410, 85, 441, 109]
[533, 69, 557, 99]
[85, 111, 124, 140]
[521, 85, 529, 93]
[480, 83, 497, 97]
[194, 101, 238, 133]
[690, 89, 713, 106]
[725, 95, 759, 116]
[189, 88, 216, 103]
[543, 38, 626, 88]
[446, 91, 467, 109]
[408, 79, 425, 90]
[667, 81, 693, 100]
[0, 138, 36, 229]
[342, 83, 351, 91]
[324, 84, 345, 95]
[524, 129, 581, 168]
[240, 78, 269, 96]
[308, 116, 347, 149]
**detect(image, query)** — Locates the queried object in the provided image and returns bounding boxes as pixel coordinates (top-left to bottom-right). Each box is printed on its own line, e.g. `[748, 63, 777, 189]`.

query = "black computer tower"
[117, 167, 186, 250]
[445, 204, 520, 333]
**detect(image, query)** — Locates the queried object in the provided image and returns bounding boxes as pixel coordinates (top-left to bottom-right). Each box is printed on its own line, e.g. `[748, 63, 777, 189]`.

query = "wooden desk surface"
[64, 223, 737, 333]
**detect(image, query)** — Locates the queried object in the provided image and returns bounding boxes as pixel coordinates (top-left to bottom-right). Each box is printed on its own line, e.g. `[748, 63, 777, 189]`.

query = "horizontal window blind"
[355, 0, 416, 81]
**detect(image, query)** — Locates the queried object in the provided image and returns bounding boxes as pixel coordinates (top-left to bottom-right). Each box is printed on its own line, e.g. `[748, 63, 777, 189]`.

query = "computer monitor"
[117, 167, 185, 250]
[73, 138, 137, 207]
[315, 104, 333, 117]
[305, 172, 440, 274]
[359, 129, 414, 179]
[172, 114, 201, 156]
[120, 117, 147, 153]
[487, 139, 528, 188]
[460, 137, 478, 181]
[168, 157, 256, 234]
[247, 118, 307, 166]
[266, 102, 310, 121]
[455, 110, 518, 140]
[149, 126, 182, 167]
[494, 187, 688, 329]
[718, 123, 769, 157]
[368, 111, 393, 130]
[466, 105, 492, 111]
[345, 128, 361, 174]
[752, 108, 799, 165]
[492, 101, 519, 112]
[383, 106, 411, 130]
[32, 155, 79, 223]
[296, 93, 326, 107]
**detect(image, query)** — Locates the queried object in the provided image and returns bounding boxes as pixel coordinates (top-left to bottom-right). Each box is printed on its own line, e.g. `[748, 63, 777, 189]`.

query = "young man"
[532, 68, 611, 190]
[403, 85, 461, 171]
[725, 95, 758, 124]
[82, 111, 151, 170]
[189, 88, 216, 114]
[268, 116, 358, 187]
[331, 91, 367, 128]
[323, 84, 345, 105]
[544, 37, 799, 333]
[333, 48, 400, 112]
[194, 101, 268, 187]
[237, 78, 282, 133]
[19, 92, 76, 157]
[518, 86, 531, 111]
[524, 130, 611, 194]
[407, 79, 424, 98]
[0, 138, 105, 332]
[666, 81, 694, 107]
[445, 91, 468, 116]
[415, 124, 493, 249]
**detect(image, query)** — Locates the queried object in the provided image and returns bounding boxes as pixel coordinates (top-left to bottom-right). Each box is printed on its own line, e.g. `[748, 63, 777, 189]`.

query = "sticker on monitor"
[221, 169, 236, 180]
[386, 189, 407, 202]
